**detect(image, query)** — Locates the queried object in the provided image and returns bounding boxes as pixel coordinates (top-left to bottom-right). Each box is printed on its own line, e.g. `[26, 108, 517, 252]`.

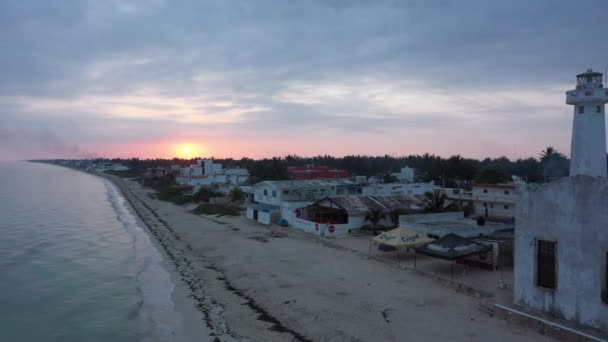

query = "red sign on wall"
[328, 225, 335, 233]
[315, 223, 319, 231]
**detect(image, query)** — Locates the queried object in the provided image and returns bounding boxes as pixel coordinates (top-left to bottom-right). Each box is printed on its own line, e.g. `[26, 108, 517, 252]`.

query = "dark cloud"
[0, 0, 606, 159]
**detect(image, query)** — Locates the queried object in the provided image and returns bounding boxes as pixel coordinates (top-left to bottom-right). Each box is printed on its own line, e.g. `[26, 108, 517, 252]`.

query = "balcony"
[566, 89, 608, 105]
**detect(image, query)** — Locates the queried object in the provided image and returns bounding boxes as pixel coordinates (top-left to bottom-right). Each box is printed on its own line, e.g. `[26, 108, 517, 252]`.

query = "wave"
[102, 180, 178, 341]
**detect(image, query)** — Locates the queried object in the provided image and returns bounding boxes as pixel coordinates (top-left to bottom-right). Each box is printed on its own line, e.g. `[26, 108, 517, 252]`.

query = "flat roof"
[401, 219, 513, 238]
[254, 179, 355, 189]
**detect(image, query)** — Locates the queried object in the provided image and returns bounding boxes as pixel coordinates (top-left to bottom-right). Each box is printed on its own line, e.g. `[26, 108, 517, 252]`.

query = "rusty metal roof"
[315, 195, 423, 213]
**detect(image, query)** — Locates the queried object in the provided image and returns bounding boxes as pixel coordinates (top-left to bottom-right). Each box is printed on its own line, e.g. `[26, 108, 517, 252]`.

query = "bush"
[192, 204, 239, 217]
[106, 169, 141, 178]
[156, 187, 192, 204]
[192, 188, 224, 202]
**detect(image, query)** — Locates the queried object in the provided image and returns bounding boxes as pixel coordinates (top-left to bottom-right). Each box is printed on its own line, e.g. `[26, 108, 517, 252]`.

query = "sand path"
[104, 174, 554, 342]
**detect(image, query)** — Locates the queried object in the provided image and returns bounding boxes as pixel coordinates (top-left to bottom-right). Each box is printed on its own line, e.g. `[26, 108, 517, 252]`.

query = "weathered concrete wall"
[514, 175, 608, 331]
[401, 211, 464, 224]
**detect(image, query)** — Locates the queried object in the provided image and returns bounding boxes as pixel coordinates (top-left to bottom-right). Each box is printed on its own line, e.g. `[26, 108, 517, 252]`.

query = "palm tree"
[423, 190, 447, 213]
[364, 208, 385, 234]
[540, 146, 556, 162]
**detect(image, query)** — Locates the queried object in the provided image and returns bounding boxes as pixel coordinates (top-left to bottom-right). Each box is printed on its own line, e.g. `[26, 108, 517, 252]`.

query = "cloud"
[0, 0, 606, 159]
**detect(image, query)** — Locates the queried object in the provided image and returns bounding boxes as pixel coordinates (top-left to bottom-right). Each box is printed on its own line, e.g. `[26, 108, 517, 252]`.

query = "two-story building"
[176, 160, 250, 192]
[246, 179, 360, 225]
[445, 183, 516, 220]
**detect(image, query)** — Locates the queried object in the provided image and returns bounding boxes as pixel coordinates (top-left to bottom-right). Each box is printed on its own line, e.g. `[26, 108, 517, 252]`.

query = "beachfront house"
[287, 195, 424, 236]
[513, 69, 608, 331]
[176, 159, 250, 193]
[246, 179, 360, 225]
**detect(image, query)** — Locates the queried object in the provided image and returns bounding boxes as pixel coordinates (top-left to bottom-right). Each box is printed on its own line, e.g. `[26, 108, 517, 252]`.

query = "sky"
[1, 0, 607, 161]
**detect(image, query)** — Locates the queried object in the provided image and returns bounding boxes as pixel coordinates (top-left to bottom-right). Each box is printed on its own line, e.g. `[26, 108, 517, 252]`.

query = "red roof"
[287, 166, 351, 180]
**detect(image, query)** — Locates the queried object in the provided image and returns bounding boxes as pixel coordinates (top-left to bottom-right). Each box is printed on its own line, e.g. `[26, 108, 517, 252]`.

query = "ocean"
[0, 161, 187, 341]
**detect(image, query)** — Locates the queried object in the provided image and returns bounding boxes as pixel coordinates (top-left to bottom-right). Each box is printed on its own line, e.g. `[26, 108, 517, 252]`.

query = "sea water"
[0, 161, 186, 341]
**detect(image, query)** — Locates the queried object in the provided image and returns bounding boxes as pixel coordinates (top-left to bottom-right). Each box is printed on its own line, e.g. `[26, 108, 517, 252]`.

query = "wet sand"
[101, 173, 554, 342]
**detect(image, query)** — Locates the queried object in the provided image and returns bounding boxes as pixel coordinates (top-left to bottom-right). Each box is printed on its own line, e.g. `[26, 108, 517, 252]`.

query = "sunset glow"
[175, 143, 204, 159]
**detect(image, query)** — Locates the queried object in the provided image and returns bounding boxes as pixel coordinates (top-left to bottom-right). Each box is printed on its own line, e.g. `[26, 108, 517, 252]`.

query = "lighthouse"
[565, 69, 608, 178]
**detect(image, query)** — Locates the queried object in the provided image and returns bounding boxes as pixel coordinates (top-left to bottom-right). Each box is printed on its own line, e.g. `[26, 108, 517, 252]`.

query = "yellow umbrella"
[371, 227, 435, 249]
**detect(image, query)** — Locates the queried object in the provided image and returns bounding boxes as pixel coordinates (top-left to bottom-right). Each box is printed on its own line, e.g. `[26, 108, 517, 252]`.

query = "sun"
[176, 144, 198, 158]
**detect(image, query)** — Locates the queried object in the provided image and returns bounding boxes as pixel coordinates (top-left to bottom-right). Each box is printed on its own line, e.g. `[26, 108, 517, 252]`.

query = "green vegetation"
[475, 164, 509, 184]
[192, 203, 240, 217]
[364, 208, 386, 234]
[94, 145, 576, 186]
[105, 169, 141, 178]
[154, 186, 224, 205]
[423, 190, 448, 212]
[229, 187, 244, 202]
[192, 188, 224, 202]
[155, 187, 193, 204]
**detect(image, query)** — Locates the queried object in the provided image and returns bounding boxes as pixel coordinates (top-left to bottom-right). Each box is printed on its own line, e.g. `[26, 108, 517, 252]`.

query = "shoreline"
[103, 176, 214, 342]
[98, 173, 240, 340]
[93, 170, 552, 341]
[99, 172, 304, 341]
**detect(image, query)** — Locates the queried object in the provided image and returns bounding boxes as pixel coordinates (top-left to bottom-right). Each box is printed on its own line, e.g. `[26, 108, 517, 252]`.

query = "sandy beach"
[101, 173, 554, 342]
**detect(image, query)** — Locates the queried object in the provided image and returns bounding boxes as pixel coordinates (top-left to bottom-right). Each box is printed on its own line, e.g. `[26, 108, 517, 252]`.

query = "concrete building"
[246, 179, 360, 226]
[513, 69, 608, 331]
[361, 181, 436, 196]
[176, 159, 249, 192]
[391, 166, 415, 182]
[288, 195, 424, 236]
[287, 165, 351, 180]
[251, 179, 359, 206]
[445, 183, 516, 220]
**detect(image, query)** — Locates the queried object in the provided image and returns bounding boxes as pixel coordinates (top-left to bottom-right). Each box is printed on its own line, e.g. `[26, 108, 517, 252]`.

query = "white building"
[176, 160, 249, 192]
[252, 179, 359, 206]
[391, 166, 415, 182]
[246, 179, 360, 226]
[289, 195, 423, 236]
[361, 181, 436, 196]
[514, 69, 608, 331]
[445, 183, 516, 220]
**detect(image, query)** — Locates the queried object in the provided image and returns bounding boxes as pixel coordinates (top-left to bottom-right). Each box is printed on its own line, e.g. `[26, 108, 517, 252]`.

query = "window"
[490, 204, 494, 209]
[597, 105, 602, 113]
[263, 189, 268, 196]
[483, 189, 488, 193]
[283, 190, 289, 195]
[578, 106, 585, 114]
[483, 203, 487, 208]
[272, 190, 276, 197]
[504, 205, 509, 210]
[537, 240, 557, 289]
[504, 190, 510, 195]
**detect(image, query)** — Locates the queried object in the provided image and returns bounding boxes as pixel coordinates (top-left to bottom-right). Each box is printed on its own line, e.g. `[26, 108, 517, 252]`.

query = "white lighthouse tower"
[565, 69, 608, 178]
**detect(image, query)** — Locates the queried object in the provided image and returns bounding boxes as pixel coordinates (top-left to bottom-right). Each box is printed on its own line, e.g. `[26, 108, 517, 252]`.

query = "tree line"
[95, 146, 599, 187]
